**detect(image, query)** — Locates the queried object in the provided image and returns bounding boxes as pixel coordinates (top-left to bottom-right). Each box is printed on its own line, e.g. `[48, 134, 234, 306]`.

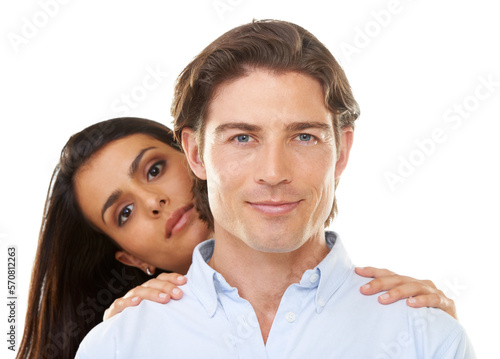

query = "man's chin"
[243, 235, 305, 254]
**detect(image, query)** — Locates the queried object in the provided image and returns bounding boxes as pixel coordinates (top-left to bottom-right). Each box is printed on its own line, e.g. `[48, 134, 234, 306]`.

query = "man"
[76, 20, 474, 358]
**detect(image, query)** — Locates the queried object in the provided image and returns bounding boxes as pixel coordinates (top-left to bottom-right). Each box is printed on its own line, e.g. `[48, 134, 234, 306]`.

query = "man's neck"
[207, 228, 330, 344]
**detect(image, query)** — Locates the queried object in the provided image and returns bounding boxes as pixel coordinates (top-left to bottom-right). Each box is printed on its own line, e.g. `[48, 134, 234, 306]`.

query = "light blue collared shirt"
[76, 232, 475, 358]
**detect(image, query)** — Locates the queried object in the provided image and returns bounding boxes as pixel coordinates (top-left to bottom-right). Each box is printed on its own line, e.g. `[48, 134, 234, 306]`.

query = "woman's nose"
[141, 189, 167, 216]
[151, 199, 166, 215]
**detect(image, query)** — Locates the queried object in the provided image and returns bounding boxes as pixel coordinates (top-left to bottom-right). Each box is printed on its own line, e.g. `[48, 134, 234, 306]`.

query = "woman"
[17, 117, 455, 359]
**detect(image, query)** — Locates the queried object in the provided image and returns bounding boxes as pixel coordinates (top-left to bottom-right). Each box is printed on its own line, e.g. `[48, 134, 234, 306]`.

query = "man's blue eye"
[299, 134, 312, 141]
[236, 135, 250, 142]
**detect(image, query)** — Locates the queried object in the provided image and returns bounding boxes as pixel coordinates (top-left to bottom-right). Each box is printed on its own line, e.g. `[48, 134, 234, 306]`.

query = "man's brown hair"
[172, 19, 360, 228]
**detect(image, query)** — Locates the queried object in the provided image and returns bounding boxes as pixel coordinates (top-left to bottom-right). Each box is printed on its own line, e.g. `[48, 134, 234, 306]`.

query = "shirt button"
[318, 298, 326, 307]
[285, 312, 296, 323]
[309, 273, 319, 283]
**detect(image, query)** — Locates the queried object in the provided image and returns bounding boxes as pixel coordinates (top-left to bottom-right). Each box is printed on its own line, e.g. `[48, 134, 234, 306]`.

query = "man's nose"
[255, 143, 292, 186]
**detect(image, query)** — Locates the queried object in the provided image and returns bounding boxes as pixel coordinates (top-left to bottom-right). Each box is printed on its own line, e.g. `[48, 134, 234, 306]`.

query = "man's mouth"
[165, 204, 195, 238]
[247, 200, 302, 215]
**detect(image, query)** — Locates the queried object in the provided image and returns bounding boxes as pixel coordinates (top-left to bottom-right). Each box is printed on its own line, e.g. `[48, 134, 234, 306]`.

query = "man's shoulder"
[319, 269, 474, 358]
[75, 301, 172, 358]
[76, 284, 207, 358]
[338, 269, 464, 330]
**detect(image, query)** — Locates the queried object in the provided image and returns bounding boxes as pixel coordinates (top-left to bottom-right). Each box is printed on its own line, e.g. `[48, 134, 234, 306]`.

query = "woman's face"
[75, 134, 211, 274]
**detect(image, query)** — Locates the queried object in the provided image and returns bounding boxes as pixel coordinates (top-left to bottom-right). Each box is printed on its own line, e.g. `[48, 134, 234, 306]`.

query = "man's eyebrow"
[214, 122, 262, 135]
[285, 121, 333, 132]
[100, 146, 156, 224]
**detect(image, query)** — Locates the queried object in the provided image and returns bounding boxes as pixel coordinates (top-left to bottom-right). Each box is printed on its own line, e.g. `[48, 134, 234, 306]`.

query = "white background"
[1, 0, 498, 357]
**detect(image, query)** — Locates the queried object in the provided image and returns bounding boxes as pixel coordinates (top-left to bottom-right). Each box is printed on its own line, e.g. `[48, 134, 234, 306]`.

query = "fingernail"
[379, 293, 390, 300]
[159, 293, 168, 299]
[177, 275, 185, 281]
[172, 288, 181, 295]
[131, 296, 139, 302]
[361, 283, 370, 290]
[357, 267, 365, 270]
[408, 297, 417, 304]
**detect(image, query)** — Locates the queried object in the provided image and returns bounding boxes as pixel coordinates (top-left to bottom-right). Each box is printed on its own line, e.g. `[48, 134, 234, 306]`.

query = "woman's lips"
[165, 204, 195, 238]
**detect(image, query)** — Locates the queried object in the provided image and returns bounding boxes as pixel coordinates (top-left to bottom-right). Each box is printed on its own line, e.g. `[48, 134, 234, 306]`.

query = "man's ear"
[115, 251, 156, 275]
[182, 128, 207, 180]
[334, 127, 354, 179]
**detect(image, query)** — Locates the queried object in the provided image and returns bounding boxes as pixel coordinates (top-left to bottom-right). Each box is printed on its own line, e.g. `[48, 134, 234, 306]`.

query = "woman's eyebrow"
[101, 190, 122, 224]
[100, 146, 157, 224]
[129, 147, 156, 178]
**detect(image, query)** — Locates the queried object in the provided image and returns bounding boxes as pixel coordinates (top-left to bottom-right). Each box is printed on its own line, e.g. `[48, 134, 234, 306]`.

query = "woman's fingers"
[372, 281, 435, 304]
[139, 273, 186, 300]
[358, 273, 416, 296]
[356, 266, 458, 320]
[376, 283, 457, 319]
[104, 286, 173, 321]
[123, 285, 175, 302]
[151, 272, 187, 286]
[355, 266, 395, 278]
[406, 292, 457, 320]
[104, 296, 146, 321]
[103, 274, 187, 321]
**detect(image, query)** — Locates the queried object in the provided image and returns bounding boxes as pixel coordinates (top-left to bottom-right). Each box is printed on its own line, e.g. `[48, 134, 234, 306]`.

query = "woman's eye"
[147, 160, 165, 181]
[118, 204, 134, 226]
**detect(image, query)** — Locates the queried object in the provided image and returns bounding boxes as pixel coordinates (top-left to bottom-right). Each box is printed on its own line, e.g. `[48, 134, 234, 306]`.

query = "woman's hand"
[103, 273, 187, 321]
[355, 266, 457, 320]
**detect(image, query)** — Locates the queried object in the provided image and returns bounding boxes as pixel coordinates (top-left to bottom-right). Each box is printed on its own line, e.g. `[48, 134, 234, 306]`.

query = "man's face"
[184, 69, 352, 253]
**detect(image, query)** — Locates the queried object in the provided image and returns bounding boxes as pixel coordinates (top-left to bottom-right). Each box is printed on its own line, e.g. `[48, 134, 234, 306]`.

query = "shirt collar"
[310, 231, 353, 313]
[186, 231, 353, 317]
[187, 239, 219, 317]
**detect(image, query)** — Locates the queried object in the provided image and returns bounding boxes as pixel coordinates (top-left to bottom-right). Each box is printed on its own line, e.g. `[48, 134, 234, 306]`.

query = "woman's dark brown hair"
[16, 117, 181, 359]
[172, 19, 360, 228]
